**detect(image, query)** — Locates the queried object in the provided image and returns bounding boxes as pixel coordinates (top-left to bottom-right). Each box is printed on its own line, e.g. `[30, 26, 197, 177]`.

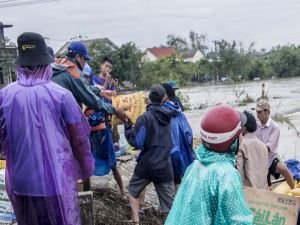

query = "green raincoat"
[165, 144, 253, 225]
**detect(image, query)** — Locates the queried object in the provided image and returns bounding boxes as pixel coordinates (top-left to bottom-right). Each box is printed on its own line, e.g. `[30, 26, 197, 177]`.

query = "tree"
[268, 45, 300, 77]
[247, 59, 272, 80]
[112, 42, 144, 89]
[189, 31, 208, 54]
[207, 39, 252, 81]
[4, 36, 16, 47]
[87, 41, 144, 90]
[88, 41, 115, 73]
[166, 34, 188, 52]
[140, 56, 195, 89]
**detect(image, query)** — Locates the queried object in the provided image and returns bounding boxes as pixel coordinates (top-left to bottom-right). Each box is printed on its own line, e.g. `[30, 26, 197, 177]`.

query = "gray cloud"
[1, 0, 300, 51]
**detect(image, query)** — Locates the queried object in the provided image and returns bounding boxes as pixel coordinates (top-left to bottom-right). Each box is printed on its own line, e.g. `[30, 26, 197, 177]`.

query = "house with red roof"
[142, 47, 177, 62]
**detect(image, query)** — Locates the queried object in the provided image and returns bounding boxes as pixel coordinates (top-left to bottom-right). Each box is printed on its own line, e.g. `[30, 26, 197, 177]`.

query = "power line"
[0, 0, 58, 7]
[44, 36, 65, 42]
[0, 0, 21, 3]
[0, 0, 59, 8]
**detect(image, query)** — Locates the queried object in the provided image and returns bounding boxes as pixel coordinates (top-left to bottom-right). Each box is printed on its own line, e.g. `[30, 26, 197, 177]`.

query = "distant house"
[142, 47, 177, 62]
[0, 22, 17, 88]
[0, 47, 17, 88]
[55, 37, 119, 57]
[183, 49, 204, 63]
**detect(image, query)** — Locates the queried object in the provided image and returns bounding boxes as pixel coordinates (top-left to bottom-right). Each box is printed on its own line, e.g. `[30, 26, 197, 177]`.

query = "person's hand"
[144, 97, 150, 105]
[114, 108, 128, 122]
[100, 90, 116, 100]
[100, 90, 117, 97]
[105, 73, 111, 82]
[111, 78, 119, 86]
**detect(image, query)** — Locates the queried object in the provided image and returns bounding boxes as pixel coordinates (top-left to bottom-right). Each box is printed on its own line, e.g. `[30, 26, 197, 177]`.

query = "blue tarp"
[285, 159, 300, 180]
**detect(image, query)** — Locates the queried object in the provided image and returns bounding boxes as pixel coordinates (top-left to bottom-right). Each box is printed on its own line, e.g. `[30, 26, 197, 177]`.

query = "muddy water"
[182, 77, 300, 160]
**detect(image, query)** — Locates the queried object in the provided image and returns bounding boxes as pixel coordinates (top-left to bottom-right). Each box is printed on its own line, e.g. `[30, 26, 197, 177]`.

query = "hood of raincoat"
[165, 142, 253, 225]
[17, 65, 52, 86]
[196, 140, 238, 167]
[0, 67, 94, 224]
[147, 103, 174, 126]
[163, 101, 182, 115]
[163, 100, 194, 177]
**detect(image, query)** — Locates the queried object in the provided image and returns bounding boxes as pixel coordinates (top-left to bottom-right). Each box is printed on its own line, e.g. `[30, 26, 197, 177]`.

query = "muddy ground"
[93, 188, 165, 225]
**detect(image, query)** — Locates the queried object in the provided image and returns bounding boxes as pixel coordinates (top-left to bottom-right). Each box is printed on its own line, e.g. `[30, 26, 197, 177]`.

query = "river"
[182, 77, 300, 161]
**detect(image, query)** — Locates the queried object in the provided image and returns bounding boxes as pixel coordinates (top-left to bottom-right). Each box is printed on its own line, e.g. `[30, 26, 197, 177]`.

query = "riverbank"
[182, 77, 300, 160]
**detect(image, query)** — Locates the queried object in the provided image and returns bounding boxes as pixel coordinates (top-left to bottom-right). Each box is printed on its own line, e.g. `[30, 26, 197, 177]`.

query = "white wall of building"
[142, 50, 157, 62]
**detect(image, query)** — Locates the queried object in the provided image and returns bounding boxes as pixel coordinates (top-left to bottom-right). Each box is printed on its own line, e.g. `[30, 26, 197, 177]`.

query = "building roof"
[182, 49, 200, 58]
[147, 47, 176, 59]
[55, 37, 119, 57]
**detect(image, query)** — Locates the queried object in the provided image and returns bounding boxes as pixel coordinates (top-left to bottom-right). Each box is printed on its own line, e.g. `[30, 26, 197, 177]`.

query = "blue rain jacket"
[163, 101, 194, 177]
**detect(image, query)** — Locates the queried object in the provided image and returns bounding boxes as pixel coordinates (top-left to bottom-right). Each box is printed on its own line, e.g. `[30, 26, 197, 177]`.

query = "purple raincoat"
[0, 65, 94, 225]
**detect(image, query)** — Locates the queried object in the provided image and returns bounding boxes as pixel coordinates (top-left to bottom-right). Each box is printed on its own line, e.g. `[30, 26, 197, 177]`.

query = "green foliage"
[139, 56, 196, 89]
[247, 59, 272, 80]
[88, 32, 300, 90]
[166, 34, 188, 52]
[176, 91, 192, 111]
[88, 41, 114, 74]
[88, 41, 144, 88]
[112, 42, 144, 88]
[189, 31, 208, 54]
[269, 45, 300, 77]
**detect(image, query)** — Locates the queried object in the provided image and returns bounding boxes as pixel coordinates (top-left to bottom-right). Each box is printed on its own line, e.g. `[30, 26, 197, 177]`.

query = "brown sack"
[112, 92, 146, 126]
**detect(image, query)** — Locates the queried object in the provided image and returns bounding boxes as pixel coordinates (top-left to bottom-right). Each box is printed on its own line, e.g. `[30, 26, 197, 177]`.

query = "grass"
[273, 114, 300, 137]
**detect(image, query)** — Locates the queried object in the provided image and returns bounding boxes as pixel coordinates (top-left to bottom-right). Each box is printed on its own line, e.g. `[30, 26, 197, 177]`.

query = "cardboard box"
[243, 187, 300, 225]
[0, 160, 5, 170]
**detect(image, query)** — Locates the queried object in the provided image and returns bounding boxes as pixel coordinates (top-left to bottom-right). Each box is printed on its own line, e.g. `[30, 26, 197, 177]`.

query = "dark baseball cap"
[15, 32, 54, 66]
[149, 84, 166, 103]
[68, 42, 92, 60]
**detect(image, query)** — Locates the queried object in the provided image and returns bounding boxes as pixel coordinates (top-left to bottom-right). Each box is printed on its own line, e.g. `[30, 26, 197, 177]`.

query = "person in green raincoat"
[165, 105, 253, 225]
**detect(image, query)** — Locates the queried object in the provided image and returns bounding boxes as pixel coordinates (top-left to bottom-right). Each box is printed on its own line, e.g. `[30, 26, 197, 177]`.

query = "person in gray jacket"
[51, 42, 126, 190]
[51, 42, 125, 117]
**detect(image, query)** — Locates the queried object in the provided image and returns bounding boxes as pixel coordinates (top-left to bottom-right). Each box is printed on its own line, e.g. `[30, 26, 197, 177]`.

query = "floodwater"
[182, 77, 300, 161]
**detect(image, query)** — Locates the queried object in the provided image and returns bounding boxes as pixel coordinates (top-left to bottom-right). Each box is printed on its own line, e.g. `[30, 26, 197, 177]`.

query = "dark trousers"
[14, 195, 64, 225]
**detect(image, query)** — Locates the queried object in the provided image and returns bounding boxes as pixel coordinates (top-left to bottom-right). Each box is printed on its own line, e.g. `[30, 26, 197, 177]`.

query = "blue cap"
[166, 80, 179, 89]
[68, 42, 92, 60]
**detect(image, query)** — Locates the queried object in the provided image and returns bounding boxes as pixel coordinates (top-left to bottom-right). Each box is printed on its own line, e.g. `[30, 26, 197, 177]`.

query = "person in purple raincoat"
[0, 32, 95, 225]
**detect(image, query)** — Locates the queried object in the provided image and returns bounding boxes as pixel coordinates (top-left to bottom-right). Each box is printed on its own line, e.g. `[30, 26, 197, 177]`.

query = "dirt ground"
[93, 188, 165, 225]
[92, 138, 201, 225]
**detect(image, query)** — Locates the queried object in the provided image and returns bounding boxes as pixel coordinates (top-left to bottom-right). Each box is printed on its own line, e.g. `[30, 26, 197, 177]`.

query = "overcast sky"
[1, 0, 300, 52]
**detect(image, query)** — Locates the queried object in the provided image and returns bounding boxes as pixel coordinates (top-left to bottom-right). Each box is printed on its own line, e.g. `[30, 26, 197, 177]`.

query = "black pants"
[267, 158, 281, 186]
[14, 195, 64, 225]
